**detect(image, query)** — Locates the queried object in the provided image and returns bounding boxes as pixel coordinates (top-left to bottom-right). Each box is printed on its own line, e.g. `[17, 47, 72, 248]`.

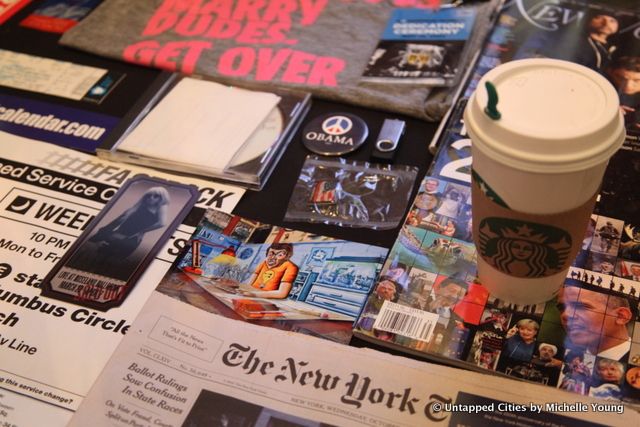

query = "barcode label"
[373, 300, 438, 342]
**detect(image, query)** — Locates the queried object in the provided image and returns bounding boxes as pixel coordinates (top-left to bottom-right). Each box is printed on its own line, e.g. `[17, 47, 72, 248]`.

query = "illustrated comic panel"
[157, 211, 388, 345]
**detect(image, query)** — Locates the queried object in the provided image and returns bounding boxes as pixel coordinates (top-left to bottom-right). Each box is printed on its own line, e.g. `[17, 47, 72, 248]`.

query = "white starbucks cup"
[464, 58, 625, 304]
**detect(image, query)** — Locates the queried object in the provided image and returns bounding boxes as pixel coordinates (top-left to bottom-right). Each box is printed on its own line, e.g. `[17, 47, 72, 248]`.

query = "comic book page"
[156, 209, 389, 344]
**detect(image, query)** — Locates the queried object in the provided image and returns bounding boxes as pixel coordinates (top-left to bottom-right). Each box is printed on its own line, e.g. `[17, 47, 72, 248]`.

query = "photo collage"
[355, 174, 640, 404]
[356, 0, 640, 403]
[571, 212, 640, 299]
[356, 0, 640, 404]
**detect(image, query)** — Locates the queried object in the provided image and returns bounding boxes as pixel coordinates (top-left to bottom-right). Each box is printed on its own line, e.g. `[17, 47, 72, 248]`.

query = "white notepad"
[119, 78, 281, 170]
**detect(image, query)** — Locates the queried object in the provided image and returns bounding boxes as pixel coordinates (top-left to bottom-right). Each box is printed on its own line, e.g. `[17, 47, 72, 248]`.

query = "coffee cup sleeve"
[471, 174, 598, 279]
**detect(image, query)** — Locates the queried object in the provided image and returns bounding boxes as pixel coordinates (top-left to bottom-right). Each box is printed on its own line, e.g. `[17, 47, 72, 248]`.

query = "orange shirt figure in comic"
[242, 243, 299, 299]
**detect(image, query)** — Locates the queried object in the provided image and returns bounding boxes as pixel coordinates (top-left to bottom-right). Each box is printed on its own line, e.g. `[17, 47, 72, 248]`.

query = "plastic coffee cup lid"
[465, 58, 625, 173]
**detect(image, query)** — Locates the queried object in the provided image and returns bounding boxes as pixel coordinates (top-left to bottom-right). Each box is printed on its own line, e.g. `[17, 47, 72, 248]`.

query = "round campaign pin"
[301, 112, 368, 156]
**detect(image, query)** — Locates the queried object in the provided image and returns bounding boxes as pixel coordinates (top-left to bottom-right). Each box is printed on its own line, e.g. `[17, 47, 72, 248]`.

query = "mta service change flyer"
[0, 131, 243, 426]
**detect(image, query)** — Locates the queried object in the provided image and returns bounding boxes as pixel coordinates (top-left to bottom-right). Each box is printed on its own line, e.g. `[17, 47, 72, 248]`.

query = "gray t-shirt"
[60, 0, 500, 121]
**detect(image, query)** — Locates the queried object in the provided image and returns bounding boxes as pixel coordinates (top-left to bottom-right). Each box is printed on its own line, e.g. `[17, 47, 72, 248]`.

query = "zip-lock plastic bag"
[285, 156, 418, 229]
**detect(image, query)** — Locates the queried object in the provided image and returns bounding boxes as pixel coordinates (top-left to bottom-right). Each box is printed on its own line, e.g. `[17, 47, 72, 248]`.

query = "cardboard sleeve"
[471, 175, 597, 279]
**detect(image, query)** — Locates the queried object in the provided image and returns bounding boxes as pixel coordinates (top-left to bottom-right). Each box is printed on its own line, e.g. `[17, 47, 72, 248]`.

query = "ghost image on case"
[42, 175, 199, 310]
[89, 186, 170, 260]
[66, 182, 182, 281]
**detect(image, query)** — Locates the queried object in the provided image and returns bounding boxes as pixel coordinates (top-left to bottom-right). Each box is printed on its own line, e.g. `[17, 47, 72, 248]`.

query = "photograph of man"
[623, 264, 640, 282]
[595, 260, 616, 275]
[559, 350, 593, 395]
[241, 243, 298, 299]
[478, 350, 499, 370]
[357, 279, 401, 339]
[420, 277, 469, 352]
[364, 278, 400, 316]
[383, 262, 409, 289]
[517, 342, 563, 386]
[425, 277, 468, 318]
[531, 343, 563, 369]
[556, 285, 634, 361]
[378, 278, 400, 300]
[606, 56, 640, 130]
[423, 178, 442, 197]
[594, 220, 621, 255]
[574, 13, 619, 72]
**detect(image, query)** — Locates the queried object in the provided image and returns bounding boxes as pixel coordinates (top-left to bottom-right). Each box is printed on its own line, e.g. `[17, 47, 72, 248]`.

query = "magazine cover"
[362, 7, 478, 86]
[157, 209, 388, 344]
[355, 0, 640, 406]
[464, 0, 640, 136]
[354, 172, 640, 404]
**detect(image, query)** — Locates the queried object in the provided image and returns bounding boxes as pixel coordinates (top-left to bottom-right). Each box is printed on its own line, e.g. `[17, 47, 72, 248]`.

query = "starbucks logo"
[478, 218, 572, 278]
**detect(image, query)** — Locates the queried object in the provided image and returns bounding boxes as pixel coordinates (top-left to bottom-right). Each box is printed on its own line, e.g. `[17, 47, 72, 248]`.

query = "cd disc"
[227, 106, 284, 167]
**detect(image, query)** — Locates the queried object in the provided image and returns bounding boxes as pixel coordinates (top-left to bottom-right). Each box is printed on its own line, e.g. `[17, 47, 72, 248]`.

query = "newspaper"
[0, 131, 243, 424]
[355, 0, 640, 407]
[66, 291, 638, 427]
